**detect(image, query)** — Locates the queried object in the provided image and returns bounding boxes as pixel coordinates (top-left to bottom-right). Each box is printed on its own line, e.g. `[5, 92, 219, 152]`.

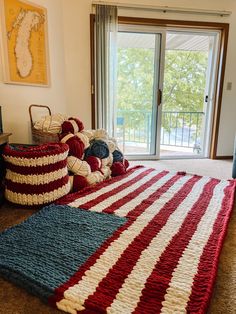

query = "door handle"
[157, 89, 162, 106]
[205, 95, 208, 103]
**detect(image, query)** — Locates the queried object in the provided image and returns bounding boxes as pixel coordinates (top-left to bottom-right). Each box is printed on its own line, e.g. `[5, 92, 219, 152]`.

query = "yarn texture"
[75, 132, 90, 149]
[86, 156, 102, 172]
[67, 156, 91, 177]
[61, 117, 84, 134]
[34, 113, 67, 134]
[86, 171, 104, 185]
[69, 175, 89, 192]
[0, 205, 126, 302]
[101, 153, 113, 167]
[111, 161, 126, 176]
[31, 113, 129, 193]
[60, 134, 85, 159]
[69, 117, 84, 132]
[93, 129, 109, 140]
[81, 130, 94, 141]
[84, 140, 110, 159]
[112, 149, 124, 162]
[106, 139, 117, 153]
[3, 143, 70, 205]
[31, 111, 130, 192]
[55, 167, 236, 314]
[0, 168, 235, 313]
[101, 166, 112, 179]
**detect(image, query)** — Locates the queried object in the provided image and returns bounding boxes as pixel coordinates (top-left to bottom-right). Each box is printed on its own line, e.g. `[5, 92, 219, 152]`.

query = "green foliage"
[163, 50, 208, 113]
[117, 48, 154, 112]
[117, 47, 208, 144]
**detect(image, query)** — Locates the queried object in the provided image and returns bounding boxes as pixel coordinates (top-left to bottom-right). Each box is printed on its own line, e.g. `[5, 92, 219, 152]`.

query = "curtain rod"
[92, 2, 231, 17]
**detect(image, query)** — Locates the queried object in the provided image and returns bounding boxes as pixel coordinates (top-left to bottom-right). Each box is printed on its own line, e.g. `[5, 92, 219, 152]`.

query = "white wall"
[0, 0, 67, 143]
[62, 0, 236, 157]
[62, 0, 92, 130]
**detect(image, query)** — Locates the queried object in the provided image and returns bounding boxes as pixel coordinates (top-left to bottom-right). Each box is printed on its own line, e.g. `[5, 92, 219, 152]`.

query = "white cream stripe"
[89, 170, 170, 213]
[61, 133, 74, 143]
[160, 180, 229, 314]
[70, 120, 79, 133]
[68, 168, 150, 208]
[56, 175, 191, 313]
[3, 151, 68, 167]
[5, 181, 71, 206]
[57, 298, 85, 313]
[115, 172, 175, 217]
[107, 177, 210, 314]
[6, 167, 68, 185]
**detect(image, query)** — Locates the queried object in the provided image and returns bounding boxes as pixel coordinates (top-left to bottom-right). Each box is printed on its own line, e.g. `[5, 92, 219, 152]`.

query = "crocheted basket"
[3, 143, 70, 205]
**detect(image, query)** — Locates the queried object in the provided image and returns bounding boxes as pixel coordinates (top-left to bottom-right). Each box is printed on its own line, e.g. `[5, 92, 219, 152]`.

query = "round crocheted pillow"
[84, 139, 110, 159]
[3, 143, 70, 205]
[101, 166, 112, 179]
[67, 156, 91, 177]
[86, 171, 104, 185]
[123, 159, 129, 169]
[60, 133, 85, 159]
[101, 153, 113, 167]
[75, 132, 90, 149]
[61, 117, 84, 134]
[106, 139, 117, 153]
[111, 161, 127, 177]
[34, 113, 67, 134]
[69, 175, 89, 192]
[93, 129, 109, 140]
[85, 156, 102, 172]
[112, 149, 124, 162]
[81, 129, 95, 141]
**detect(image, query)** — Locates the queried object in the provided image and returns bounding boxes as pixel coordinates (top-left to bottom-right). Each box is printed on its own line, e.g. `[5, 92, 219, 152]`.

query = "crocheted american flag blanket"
[0, 166, 235, 313]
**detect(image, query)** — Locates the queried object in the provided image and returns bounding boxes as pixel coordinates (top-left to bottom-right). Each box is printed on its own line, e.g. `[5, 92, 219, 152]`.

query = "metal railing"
[116, 109, 204, 149]
[161, 111, 204, 148]
[116, 109, 151, 145]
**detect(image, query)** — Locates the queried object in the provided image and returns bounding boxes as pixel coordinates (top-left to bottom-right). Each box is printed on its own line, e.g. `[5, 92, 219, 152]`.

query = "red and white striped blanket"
[56, 166, 236, 313]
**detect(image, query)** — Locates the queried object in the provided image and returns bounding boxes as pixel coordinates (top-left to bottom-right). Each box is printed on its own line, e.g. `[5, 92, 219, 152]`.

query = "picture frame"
[0, 0, 50, 86]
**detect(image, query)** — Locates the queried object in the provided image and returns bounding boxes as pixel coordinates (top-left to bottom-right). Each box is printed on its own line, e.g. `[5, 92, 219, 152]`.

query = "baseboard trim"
[215, 155, 233, 160]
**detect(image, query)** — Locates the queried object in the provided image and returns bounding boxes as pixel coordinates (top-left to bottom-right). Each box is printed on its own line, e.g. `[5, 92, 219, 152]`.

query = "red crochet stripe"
[48, 170, 180, 307]
[103, 170, 169, 214]
[56, 166, 144, 205]
[3, 143, 68, 158]
[5, 159, 68, 175]
[79, 168, 155, 210]
[134, 178, 219, 313]
[83, 175, 200, 312]
[186, 180, 236, 314]
[126, 172, 186, 220]
[5, 176, 69, 195]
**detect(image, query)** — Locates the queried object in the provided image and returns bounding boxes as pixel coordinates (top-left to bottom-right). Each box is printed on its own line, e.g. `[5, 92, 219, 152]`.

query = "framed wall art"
[0, 0, 50, 86]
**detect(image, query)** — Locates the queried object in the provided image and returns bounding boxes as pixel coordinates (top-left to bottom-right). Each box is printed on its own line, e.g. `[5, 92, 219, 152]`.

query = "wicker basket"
[29, 104, 59, 144]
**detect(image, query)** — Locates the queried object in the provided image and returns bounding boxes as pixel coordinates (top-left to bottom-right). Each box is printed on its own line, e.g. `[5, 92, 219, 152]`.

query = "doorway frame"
[90, 15, 229, 159]
[160, 28, 221, 159]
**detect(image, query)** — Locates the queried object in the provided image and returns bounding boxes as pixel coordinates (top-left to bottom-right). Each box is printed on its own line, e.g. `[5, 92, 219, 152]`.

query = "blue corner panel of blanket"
[0, 205, 126, 302]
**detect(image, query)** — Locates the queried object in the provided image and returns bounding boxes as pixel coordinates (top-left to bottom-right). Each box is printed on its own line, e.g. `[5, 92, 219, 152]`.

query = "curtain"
[95, 4, 118, 135]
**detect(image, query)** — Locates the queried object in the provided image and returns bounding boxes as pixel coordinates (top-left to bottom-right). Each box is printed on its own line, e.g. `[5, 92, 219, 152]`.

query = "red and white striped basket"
[3, 143, 70, 205]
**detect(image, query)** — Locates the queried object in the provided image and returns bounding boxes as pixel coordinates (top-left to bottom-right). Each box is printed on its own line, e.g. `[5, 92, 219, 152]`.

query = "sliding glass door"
[115, 27, 164, 158]
[160, 31, 220, 158]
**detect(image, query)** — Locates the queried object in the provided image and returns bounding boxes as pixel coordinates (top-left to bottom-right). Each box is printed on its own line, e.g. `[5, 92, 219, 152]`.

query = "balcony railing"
[116, 109, 204, 150]
[161, 111, 204, 148]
